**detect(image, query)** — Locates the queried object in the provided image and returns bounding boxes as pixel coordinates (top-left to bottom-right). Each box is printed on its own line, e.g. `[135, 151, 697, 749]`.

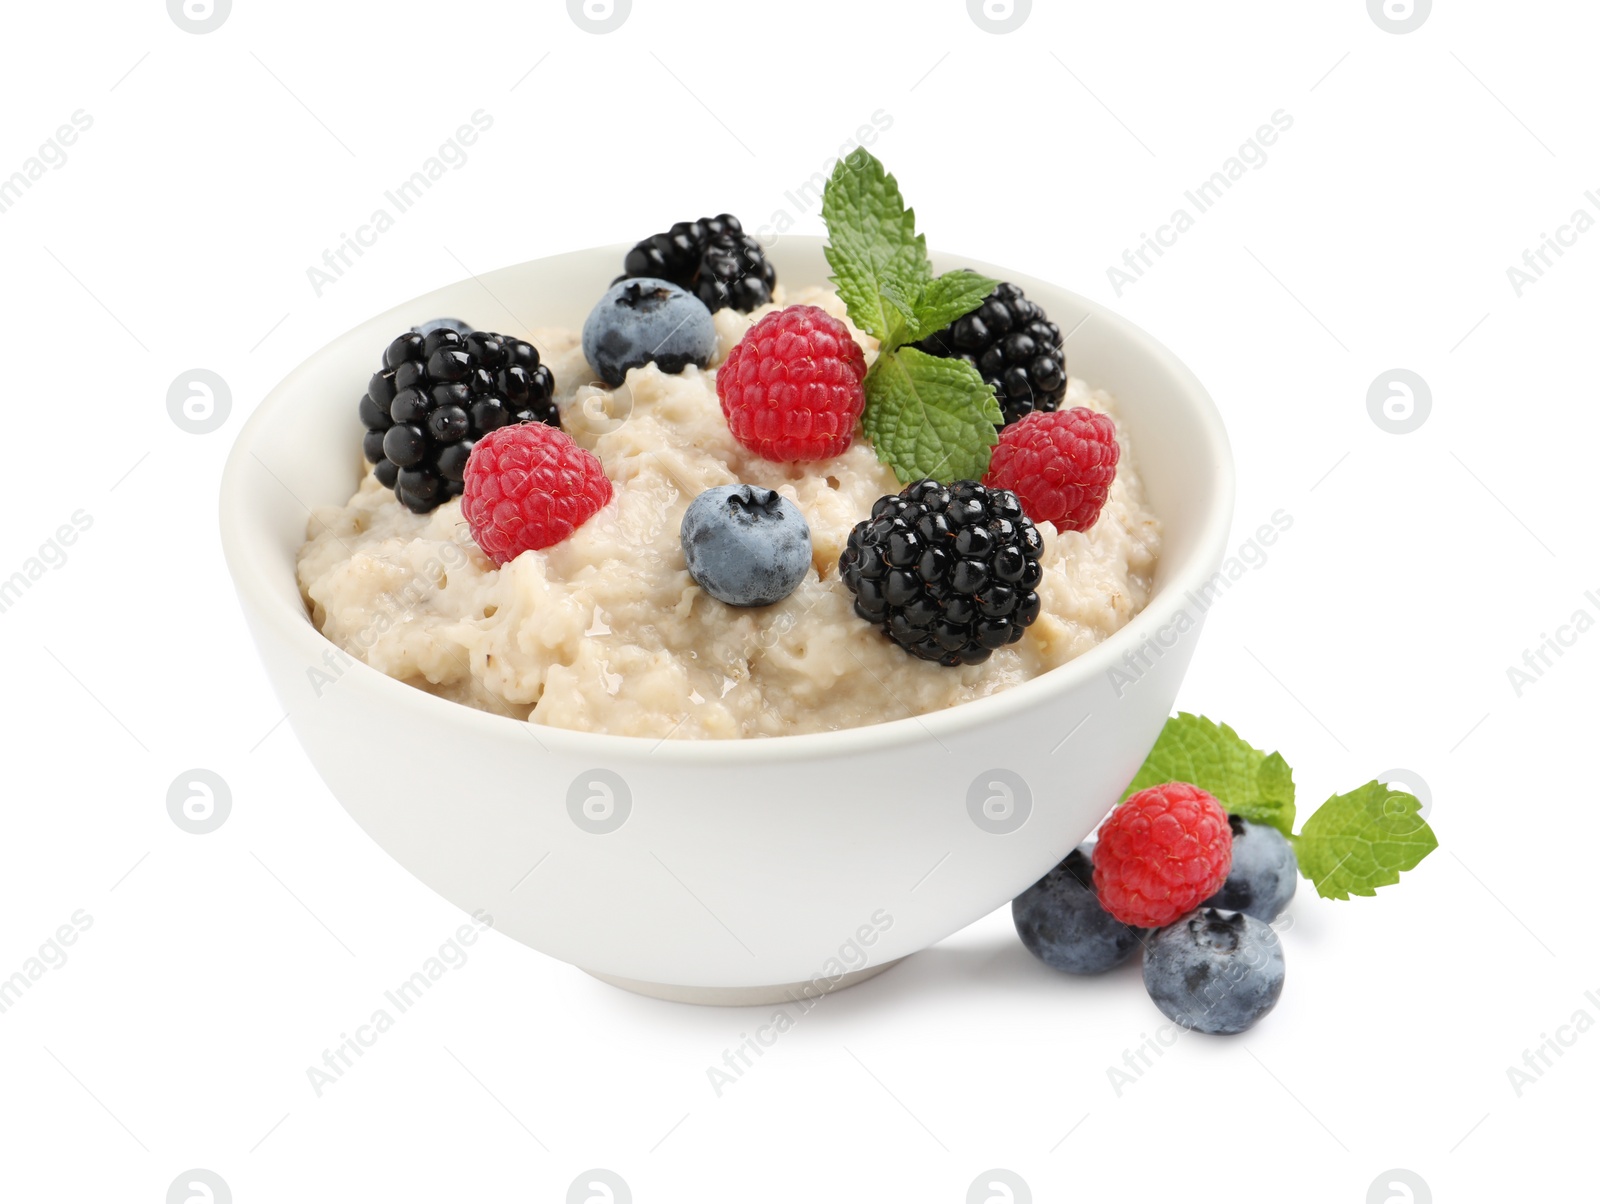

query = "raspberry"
[461, 424, 612, 563]
[717, 305, 867, 462]
[1092, 782, 1233, 929]
[983, 407, 1120, 533]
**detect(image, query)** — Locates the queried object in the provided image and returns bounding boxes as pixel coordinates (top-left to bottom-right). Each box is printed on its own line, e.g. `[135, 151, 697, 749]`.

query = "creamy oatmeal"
[297, 287, 1161, 739]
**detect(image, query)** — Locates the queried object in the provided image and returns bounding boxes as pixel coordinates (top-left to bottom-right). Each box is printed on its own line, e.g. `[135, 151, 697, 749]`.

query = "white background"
[2, 1, 1594, 1201]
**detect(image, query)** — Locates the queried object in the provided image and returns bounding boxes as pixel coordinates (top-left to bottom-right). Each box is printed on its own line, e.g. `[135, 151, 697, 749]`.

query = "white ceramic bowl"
[220, 238, 1233, 1004]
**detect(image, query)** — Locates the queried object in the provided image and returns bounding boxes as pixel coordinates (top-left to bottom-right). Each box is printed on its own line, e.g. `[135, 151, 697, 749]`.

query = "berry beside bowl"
[219, 238, 1234, 1003]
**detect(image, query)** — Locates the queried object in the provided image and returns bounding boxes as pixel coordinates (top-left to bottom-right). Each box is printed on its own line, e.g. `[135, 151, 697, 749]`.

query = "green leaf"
[1294, 781, 1438, 900]
[821, 150, 931, 344]
[1122, 713, 1296, 836]
[862, 347, 1001, 483]
[1256, 753, 1295, 827]
[877, 280, 917, 350]
[900, 269, 1000, 344]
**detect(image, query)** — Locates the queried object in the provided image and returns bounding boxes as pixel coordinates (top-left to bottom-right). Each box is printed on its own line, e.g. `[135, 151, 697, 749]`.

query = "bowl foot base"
[582, 957, 905, 1006]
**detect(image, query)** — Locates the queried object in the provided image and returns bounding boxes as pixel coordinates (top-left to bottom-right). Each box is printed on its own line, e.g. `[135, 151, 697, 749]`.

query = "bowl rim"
[219, 239, 1235, 766]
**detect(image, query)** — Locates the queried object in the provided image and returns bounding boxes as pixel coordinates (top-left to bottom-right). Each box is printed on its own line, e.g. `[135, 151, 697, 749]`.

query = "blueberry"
[1012, 846, 1144, 975]
[411, 316, 474, 339]
[1142, 909, 1285, 1035]
[1204, 815, 1298, 921]
[681, 485, 811, 607]
[582, 278, 717, 387]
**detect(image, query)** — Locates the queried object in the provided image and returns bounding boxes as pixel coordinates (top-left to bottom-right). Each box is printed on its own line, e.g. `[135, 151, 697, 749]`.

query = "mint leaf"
[877, 280, 917, 349]
[1294, 782, 1437, 900]
[900, 269, 999, 344]
[821, 151, 931, 343]
[863, 347, 1001, 483]
[1122, 713, 1296, 836]
[1256, 753, 1295, 826]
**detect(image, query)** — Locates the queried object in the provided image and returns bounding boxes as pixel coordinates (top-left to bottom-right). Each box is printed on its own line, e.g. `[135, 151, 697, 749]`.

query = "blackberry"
[621, 213, 776, 313]
[359, 326, 558, 514]
[913, 281, 1067, 427]
[839, 479, 1045, 667]
[411, 316, 473, 339]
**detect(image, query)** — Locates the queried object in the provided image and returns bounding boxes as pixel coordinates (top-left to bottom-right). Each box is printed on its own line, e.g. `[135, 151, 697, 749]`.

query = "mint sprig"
[822, 151, 999, 483]
[1122, 713, 1438, 900]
